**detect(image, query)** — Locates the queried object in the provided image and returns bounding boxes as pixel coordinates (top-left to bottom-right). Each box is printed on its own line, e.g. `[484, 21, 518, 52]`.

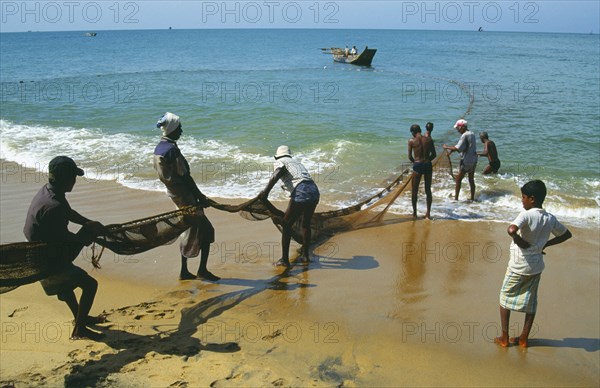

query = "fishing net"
[0, 242, 81, 294]
[0, 206, 196, 293]
[0, 152, 452, 294]
[94, 206, 197, 255]
[212, 150, 452, 243]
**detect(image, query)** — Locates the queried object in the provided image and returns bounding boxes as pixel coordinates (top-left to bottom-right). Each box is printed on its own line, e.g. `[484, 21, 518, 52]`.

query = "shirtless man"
[478, 131, 501, 174]
[408, 124, 437, 219]
[425, 122, 434, 138]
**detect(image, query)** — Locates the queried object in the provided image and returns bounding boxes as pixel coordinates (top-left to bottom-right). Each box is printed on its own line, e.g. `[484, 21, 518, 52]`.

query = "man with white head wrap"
[157, 112, 181, 137]
[153, 113, 220, 281]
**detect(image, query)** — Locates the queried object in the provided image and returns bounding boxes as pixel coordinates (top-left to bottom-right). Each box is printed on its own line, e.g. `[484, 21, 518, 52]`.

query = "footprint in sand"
[261, 329, 283, 342]
[168, 380, 188, 388]
[68, 349, 85, 359]
[106, 301, 177, 321]
[7, 306, 28, 317]
[256, 309, 271, 318]
[165, 290, 196, 299]
[109, 301, 159, 317]
[26, 372, 46, 383]
[134, 309, 176, 320]
[68, 345, 101, 361]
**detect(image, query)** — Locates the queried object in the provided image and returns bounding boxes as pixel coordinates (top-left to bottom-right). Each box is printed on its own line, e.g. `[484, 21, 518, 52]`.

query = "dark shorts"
[490, 160, 501, 173]
[460, 159, 477, 173]
[40, 264, 93, 296]
[292, 180, 320, 204]
[412, 161, 432, 175]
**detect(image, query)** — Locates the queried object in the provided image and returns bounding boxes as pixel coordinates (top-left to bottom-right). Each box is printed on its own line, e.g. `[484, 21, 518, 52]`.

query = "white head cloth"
[157, 112, 181, 136]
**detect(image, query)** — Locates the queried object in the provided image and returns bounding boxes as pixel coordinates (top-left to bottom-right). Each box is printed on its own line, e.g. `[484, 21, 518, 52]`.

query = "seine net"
[1, 152, 452, 294]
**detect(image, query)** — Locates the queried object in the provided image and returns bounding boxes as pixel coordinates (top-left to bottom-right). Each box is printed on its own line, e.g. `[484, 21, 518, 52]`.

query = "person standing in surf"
[477, 131, 501, 174]
[443, 119, 478, 201]
[408, 124, 436, 219]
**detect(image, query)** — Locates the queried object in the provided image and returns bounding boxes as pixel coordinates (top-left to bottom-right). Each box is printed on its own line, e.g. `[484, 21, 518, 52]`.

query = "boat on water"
[84, 32, 97, 37]
[322, 46, 377, 66]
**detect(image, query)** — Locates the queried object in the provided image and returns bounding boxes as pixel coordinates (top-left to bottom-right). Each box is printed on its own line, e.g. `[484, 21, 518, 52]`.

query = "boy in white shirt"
[495, 180, 572, 347]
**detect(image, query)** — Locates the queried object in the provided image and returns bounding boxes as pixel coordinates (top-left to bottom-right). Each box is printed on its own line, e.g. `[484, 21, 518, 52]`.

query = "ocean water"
[1, 29, 599, 228]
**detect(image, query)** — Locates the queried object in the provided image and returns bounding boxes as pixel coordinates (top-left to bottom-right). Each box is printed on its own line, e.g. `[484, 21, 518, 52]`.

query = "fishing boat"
[322, 46, 377, 66]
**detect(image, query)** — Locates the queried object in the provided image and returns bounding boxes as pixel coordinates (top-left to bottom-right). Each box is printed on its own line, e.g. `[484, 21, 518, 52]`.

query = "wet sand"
[1, 160, 598, 386]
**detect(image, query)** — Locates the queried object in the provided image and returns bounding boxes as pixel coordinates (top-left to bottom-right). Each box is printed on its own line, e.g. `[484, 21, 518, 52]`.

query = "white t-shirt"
[274, 156, 312, 194]
[508, 207, 568, 275]
[455, 130, 478, 165]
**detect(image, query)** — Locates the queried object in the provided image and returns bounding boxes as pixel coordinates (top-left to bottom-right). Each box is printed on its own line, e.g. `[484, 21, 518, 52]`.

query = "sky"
[1, 0, 599, 34]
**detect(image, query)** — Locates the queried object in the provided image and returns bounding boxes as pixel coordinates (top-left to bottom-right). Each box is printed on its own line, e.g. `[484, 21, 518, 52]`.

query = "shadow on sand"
[527, 337, 600, 352]
[64, 251, 377, 386]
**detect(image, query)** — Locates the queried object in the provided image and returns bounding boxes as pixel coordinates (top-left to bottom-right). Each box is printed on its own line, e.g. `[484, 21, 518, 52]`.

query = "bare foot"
[494, 336, 509, 347]
[70, 327, 104, 341]
[179, 271, 197, 280]
[72, 315, 108, 326]
[197, 270, 221, 281]
[274, 258, 291, 268]
[297, 256, 311, 264]
[510, 336, 528, 348]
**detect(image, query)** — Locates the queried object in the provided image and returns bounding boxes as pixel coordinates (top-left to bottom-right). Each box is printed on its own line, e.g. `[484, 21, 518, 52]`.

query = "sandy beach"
[1, 159, 598, 387]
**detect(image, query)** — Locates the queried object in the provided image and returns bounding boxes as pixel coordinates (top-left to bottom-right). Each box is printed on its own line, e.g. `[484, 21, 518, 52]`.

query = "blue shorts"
[413, 161, 432, 175]
[291, 180, 320, 204]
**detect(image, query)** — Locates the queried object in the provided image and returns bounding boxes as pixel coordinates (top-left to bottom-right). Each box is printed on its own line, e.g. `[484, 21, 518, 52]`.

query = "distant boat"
[84, 32, 97, 37]
[322, 46, 377, 66]
[478, 27, 483, 32]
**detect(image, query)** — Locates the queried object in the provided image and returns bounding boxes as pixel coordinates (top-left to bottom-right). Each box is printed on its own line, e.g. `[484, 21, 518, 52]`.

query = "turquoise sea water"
[1, 29, 599, 227]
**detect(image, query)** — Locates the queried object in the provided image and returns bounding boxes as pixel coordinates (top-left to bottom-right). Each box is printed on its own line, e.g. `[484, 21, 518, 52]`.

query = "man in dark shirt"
[24, 156, 106, 340]
[154, 112, 220, 281]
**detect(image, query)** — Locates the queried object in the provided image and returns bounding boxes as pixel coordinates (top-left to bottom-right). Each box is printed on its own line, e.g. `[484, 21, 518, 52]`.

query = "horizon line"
[1, 26, 598, 35]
